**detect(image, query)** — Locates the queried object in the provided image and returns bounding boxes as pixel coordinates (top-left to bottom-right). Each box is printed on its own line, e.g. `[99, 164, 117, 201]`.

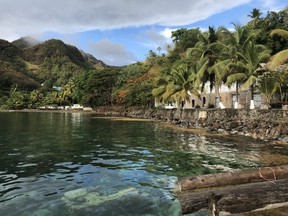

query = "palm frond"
[270, 29, 288, 39]
[242, 75, 258, 89]
[186, 47, 203, 57]
[269, 49, 288, 69]
[162, 84, 181, 102]
[152, 86, 166, 98]
[226, 73, 246, 86]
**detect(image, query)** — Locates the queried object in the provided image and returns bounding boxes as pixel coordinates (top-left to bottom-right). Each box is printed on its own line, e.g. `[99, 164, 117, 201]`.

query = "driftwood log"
[178, 165, 288, 191]
[177, 165, 288, 215]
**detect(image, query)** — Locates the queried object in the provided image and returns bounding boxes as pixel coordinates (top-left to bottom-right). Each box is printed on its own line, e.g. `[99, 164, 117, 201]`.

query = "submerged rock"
[61, 186, 182, 215]
[63, 188, 88, 201]
[62, 187, 139, 212]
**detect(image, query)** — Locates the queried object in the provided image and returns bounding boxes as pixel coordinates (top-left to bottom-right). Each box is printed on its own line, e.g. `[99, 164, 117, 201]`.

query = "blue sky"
[0, 0, 286, 66]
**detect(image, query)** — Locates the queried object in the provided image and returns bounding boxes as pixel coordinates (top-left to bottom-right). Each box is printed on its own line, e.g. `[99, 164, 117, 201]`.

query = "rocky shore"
[3, 107, 287, 142]
[94, 106, 288, 143]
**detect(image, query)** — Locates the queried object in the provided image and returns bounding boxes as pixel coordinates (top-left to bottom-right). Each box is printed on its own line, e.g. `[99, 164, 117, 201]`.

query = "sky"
[0, 0, 287, 66]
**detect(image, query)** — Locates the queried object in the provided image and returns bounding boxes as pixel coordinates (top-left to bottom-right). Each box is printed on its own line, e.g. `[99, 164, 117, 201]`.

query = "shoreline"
[1, 107, 288, 144]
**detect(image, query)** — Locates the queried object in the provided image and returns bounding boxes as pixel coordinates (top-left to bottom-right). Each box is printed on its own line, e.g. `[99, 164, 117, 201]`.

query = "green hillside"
[0, 38, 107, 93]
[0, 39, 40, 91]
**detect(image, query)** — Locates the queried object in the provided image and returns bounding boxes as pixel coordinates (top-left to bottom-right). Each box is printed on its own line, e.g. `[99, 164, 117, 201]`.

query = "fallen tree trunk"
[177, 165, 288, 192]
[178, 178, 288, 215]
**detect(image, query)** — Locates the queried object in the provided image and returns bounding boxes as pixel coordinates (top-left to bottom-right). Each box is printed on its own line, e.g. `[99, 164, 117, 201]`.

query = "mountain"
[0, 39, 40, 91]
[12, 36, 41, 49]
[81, 51, 107, 69]
[0, 38, 108, 93]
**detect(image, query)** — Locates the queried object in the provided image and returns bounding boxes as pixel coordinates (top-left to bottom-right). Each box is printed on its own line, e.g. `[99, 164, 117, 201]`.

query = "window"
[181, 101, 185, 108]
[202, 97, 206, 107]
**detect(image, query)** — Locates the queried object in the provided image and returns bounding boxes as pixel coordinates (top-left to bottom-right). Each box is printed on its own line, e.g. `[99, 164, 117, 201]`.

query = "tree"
[186, 26, 224, 99]
[171, 28, 201, 53]
[145, 50, 157, 66]
[254, 9, 288, 55]
[81, 68, 119, 107]
[6, 86, 28, 109]
[248, 8, 262, 19]
[29, 89, 44, 109]
[113, 63, 153, 107]
[220, 24, 257, 108]
[234, 41, 271, 108]
[258, 70, 281, 106]
[153, 62, 207, 107]
[269, 29, 288, 69]
[210, 58, 232, 107]
[59, 80, 75, 105]
[43, 91, 60, 106]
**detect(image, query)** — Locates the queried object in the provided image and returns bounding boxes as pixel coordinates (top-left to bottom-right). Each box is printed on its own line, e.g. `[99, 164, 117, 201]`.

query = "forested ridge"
[0, 8, 287, 110]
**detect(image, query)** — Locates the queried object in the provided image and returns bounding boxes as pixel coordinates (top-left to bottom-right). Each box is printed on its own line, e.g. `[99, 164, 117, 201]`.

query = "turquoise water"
[0, 112, 278, 215]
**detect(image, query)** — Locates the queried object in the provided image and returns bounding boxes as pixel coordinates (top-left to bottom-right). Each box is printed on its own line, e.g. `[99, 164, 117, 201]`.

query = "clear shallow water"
[0, 112, 286, 216]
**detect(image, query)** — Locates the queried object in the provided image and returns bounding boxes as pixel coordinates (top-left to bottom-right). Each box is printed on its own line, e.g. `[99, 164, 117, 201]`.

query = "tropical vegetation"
[0, 8, 287, 110]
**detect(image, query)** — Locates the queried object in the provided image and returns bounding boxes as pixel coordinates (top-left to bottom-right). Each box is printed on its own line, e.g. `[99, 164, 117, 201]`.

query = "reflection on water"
[0, 112, 287, 215]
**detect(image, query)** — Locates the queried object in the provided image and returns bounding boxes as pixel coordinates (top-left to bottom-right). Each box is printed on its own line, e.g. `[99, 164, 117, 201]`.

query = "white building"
[156, 82, 267, 109]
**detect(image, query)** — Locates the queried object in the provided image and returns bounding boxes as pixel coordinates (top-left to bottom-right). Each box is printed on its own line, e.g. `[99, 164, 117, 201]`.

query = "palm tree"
[60, 81, 75, 105]
[186, 26, 224, 105]
[221, 24, 257, 57]
[219, 24, 257, 108]
[227, 41, 270, 108]
[210, 58, 233, 108]
[269, 29, 288, 69]
[152, 73, 170, 104]
[248, 8, 262, 19]
[29, 90, 43, 109]
[157, 46, 162, 54]
[152, 62, 207, 108]
[247, 8, 264, 31]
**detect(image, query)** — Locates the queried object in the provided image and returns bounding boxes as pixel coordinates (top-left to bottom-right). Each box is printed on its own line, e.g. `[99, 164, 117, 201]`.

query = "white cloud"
[89, 39, 138, 66]
[258, 0, 286, 12]
[160, 28, 177, 39]
[0, 0, 252, 40]
[136, 28, 174, 54]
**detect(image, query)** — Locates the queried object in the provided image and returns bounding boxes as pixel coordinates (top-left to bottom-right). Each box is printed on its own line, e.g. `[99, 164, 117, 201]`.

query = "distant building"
[155, 82, 268, 109]
[52, 86, 62, 91]
[71, 104, 84, 110]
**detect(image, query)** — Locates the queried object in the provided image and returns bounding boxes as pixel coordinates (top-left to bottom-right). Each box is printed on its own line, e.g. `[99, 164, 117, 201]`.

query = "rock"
[283, 105, 288, 110]
[62, 187, 139, 212]
[227, 121, 239, 130]
[269, 126, 282, 139]
[167, 200, 182, 216]
[211, 122, 220, 130]
[217, 129, 229, 135]
[261, 104, 270, 109]
[96, 107, 288, 141]
[279, 124, 288, 135]
[63, 188, 88, 200]
[281, 136, 288, 143]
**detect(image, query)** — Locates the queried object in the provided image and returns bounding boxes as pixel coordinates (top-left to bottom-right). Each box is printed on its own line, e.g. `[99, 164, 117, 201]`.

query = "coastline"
[1, 107, 288, 144]
[91, 106, 288, 143]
